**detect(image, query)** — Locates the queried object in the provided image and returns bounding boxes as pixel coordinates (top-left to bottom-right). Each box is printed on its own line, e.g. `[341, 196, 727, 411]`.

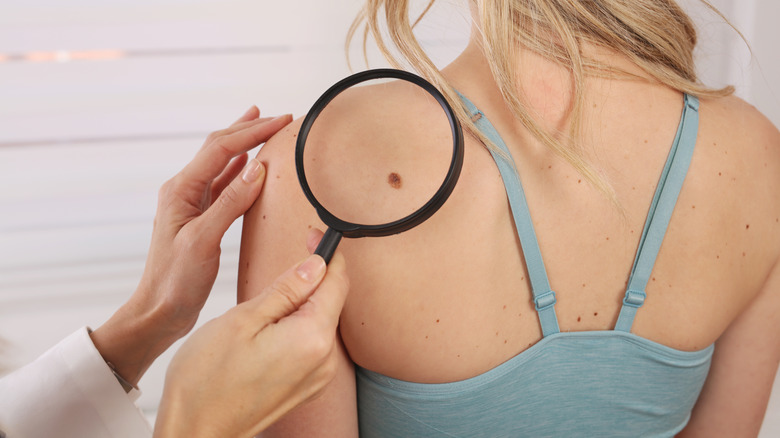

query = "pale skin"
[155, 231, 349, 438]
[238, 15, 780, 438]
[89, 107, 350, 437]
[90, 107, 293, 389]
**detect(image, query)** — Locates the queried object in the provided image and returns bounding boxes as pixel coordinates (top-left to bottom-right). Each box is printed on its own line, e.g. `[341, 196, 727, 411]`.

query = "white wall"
[0, 0, 777, 432]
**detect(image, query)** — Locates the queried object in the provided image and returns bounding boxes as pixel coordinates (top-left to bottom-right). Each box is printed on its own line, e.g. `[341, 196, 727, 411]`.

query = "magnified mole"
[388, 172, 402, 189]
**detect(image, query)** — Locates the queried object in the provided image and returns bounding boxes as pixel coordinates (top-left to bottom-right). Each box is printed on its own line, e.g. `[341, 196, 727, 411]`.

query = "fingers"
[306, 228, 326, 254]
[248, 254, 329, 329]
[179, 113, 292, 191]
[210, 153, 249, 202]
[297, 228, 348, 334]
[233, 105, 260, 125]
[301, 250, 349, 334]
[208, 105, 261, 142]
[188, 158, 267, 250]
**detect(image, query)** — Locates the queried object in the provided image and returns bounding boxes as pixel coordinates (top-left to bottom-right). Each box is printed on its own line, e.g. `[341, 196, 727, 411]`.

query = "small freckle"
[521, 277, 525, 281]
[503, 305, 507, 310]
[436, 319, 440, 323]
[746, 224, 750, 230]
[307, 225, 312, 229]
[361, 322, 365, 326]
[668, 284, 673, 288]
[742, 252, 746, 257]
[593, 104, 598, 108]
[644, 140, 648, 144]
[577, 179, 582, 183]
[692, 205, 696, 209]
[582, 283, 586, 287]
[262, 215, 267, 220]
[425, 335, 429, 339]
[504, 339, 508, 344]
[718, 172, 722, 176]
[457, 354, 461, 358]
[594, 312, 598, 316]
[630, 230, 635, 234]
[716, 255, 720, 259]
[577, 316, 581, 322]
[652, 277, 656, 281]
[713, 142, 717, 146]
[632, 186, 636, 190]
[606, 236, 610, 241]
[276, 175, 280, 179]
[245, 279, 248, 284]
[495, 331, 499, 336]
[548, 165, 552, 169]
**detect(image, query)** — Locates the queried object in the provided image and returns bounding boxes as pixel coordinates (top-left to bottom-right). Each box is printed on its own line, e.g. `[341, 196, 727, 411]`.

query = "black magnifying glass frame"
[295, 68, 464, 263]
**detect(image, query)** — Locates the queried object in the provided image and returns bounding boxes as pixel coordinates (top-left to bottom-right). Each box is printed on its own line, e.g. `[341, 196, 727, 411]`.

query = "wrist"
[90, 293, 178, 386]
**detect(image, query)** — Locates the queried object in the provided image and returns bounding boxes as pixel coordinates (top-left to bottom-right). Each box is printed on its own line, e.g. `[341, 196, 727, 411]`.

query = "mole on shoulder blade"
[388, 172, 402, 189]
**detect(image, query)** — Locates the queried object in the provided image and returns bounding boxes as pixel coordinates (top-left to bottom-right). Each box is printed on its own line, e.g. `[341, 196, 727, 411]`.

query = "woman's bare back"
[239, 45, 780, 436]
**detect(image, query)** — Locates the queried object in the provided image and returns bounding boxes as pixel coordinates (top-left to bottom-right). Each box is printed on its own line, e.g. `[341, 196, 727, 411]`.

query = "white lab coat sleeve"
[0, 327, 153, 438]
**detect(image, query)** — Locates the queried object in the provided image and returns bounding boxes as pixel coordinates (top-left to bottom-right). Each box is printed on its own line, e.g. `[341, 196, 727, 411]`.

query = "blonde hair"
[347, 0, 737, 200]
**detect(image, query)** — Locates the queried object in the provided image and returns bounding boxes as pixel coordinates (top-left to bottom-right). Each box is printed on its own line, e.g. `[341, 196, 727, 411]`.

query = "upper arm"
[679, 259, 780, 437]
[238, 119, 320, 300]
[258, 339, 358, 437]
[679, 99, 780, 437]
[238, 119, 358, 437]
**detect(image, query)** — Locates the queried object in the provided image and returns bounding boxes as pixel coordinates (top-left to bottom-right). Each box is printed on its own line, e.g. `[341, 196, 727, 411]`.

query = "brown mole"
[388, 172, 402, 189]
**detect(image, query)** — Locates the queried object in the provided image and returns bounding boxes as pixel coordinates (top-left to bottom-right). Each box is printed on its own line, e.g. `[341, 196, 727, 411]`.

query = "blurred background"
[1, 0, 778, 431]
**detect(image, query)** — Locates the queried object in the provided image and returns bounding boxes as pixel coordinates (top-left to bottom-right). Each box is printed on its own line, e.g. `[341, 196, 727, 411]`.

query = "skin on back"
[238, 39, 780, 438]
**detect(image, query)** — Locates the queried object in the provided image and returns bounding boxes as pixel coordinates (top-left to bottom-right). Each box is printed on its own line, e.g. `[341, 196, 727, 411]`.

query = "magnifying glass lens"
[302, 78, 453, 226]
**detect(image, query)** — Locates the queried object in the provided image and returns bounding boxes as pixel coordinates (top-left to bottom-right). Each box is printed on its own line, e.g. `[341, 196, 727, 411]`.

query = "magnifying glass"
[295, 69, 464, 263]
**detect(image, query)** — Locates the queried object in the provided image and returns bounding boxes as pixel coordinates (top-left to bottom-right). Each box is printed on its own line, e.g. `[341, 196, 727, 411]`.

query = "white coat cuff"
[0, 327, 152, 438]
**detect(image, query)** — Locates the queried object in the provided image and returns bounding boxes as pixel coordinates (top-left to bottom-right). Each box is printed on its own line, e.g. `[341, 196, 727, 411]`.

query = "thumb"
[248, 254, 327, 327]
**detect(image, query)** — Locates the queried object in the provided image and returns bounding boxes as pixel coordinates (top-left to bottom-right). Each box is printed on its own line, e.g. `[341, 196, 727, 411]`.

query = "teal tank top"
[355, 93, 714, 437]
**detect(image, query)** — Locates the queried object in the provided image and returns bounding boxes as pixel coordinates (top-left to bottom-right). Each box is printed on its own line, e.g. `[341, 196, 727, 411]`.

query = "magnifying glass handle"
[315, 227, 343, 264]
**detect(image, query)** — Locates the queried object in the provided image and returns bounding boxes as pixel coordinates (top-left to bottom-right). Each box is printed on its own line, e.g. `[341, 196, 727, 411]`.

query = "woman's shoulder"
[694, 94, 780, 215]
[256, 78, 457, 224]
[689, 94, 780, 275]
[260, 78, 450, 161]
[700, 94, 779, 146]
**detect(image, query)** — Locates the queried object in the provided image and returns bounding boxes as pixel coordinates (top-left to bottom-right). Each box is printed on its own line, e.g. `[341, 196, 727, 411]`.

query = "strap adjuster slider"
[534, 290, 557, 312]
[622, 289, 647, 308]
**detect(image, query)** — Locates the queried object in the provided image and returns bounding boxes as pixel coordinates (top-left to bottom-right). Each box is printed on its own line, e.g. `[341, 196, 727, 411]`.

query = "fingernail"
[296, 255, 326, 283]
[241, 159, 264, 183]
[271, 114, 290, 122]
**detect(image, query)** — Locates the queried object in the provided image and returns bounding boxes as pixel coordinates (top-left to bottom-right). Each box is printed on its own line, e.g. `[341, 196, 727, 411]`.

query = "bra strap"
[458, 93, 560, 337]
[614, 94, 700, 332]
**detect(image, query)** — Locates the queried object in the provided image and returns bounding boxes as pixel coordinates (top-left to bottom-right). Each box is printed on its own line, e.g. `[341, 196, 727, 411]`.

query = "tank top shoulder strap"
[614, 94, 700, 332]
[457, 92, 560, 337]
